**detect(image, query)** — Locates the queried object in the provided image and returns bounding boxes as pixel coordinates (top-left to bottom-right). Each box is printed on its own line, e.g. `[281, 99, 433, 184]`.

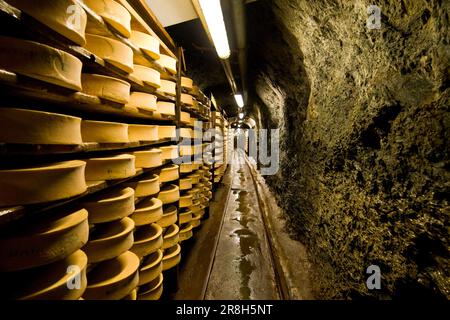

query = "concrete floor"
[205, 150, 280, 300]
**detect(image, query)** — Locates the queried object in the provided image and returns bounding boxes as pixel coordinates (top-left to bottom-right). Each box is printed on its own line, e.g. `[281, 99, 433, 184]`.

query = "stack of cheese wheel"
[81, 187, 140, 300]
[178, 173, 194, 243]
[0, 208, 89, 299]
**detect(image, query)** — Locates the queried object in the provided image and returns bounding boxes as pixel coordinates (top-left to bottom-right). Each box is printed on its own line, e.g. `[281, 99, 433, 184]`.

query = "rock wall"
[248, 0, 449, 299]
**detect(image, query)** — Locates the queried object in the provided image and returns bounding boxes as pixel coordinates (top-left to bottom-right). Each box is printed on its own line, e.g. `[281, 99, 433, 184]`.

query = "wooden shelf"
[0, 160, 176, 226]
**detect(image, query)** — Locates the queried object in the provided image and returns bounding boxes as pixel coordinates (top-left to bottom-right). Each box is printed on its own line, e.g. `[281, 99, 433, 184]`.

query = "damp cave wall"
[247, 0, 450, 299]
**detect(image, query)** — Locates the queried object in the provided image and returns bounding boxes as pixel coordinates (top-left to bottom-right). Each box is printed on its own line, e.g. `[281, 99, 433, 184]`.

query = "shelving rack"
[0, 0, 226, 301]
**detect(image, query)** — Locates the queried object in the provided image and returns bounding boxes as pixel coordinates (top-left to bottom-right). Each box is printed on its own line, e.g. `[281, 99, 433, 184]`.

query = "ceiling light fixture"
[238, 112, 244, 119]
[198, 0, 231, 59]
[234, 94, 244, 108]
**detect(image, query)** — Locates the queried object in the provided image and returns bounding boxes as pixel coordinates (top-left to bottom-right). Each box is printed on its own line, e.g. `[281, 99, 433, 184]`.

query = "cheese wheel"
[189, 199, 201, 213]
[137, 273, 163, 300]
[0, 108, 82, 145]
[157, 185, 180, 204]
[83, 251, 139, 300]
[2, 250, 88, 300]
[179, 128, 192, 139]
[157, 164, 179, 183]
[84, 0, 131, 38]
[162, 244, 181, 271]
[8, 0, 87, 45]
[162, 224, 179, 249]
[179, 193, 193, 208]
[157, 205, 177, 228]
[131, 65, 160, 88]
[133, 149, 162, 168]
[159, 80, 176, 96]
[130, 197, 163, 226]
[181, 93, 194, 106]
[85, 154, 136, 181]
[85, 34, 133, 73]
[81, 74, 130, 104]
[158, 125, 176, 139]
[0, 160, 87, 206]
[0, 36, 82, 91]
[81, 120, 129, 143]
[82, 187, 135, 224]
[0, 208, 88, 271]
[156, 54, 177, 74]
[191, 213, 202, 228]
[181, 77, 193, 89]
[157, 101, 175, 116]
[83, 217, 134, 263]
[180, 111, 191, 124]
[180, 145, 194, 156]
[179, 177, 192, 190]
[179, 223, 194, 242]
[122, 289, 137, 300]
[130, 30, 160, 60]
[126, 173, 159, 197]
[128, 92, 157, 111]
[131, 223, 163, 258]
[160, 146, 178, 160]
[179, 209, 192, 224]
[180, 163, 194, 173]
[138, 249, 162, 286]
[128, 124, 158, 142]
[189, 174, 200, 184]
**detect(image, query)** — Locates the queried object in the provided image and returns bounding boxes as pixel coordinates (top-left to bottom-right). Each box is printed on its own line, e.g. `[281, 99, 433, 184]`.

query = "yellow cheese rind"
[84, 0, 131, 38]
[179, 194, 193, 208]
[157, 164, 179, 183]
[128, 92, 157, 111]
[156, 54, 177, 74]
[157, 185, 180, 204]
[156, 101, 175, 116]
[179, 209, 192, 224]
[83, 217, 135, 263]
[8, 0, 87, 46]
[157, 206, 178, 228]
[130, 30, 160, 60]
[122, 289, 137, 300]
[131, 223, 163, 258]
[81, 74, 130, 104]
[160, 146, 178, 160]
[81, 120, 129, 143]
[83, 251, 140, 300]
[0, 108, 82, 145]
[162, 224, 179, 249]
[131, 197, 163, 226]
[158, 125, 176, 139]
[180, 111, 191, 124]
[85, 154, 136, 181]
[179, 223, 194, 242]
[162, 244, 181, 271]
[181, 93, 194, 106]
[181, 77, 193, 89]
[159, 80, 176, 96]
[0, 209, 89, 271]
[138, 249, 163, 286]
[126, 173, 160, 197]
[0, 36, 82, 91]
[137, 273, 163, 300]
[82, 187, 135, 224]
[128, 124, 158, 142]
[179, 177, 192, 190]
[180, 163, 194, 173]
[85, 34, 133, 73]
[133, 149, 162, 168]
[131, 65, 161, 88]
[4, 250, 88, 300]
[0, 160, 87, 206]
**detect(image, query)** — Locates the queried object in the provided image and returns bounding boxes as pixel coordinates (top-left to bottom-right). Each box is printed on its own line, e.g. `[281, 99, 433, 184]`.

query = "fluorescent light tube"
[234, 94, 244, 108]
[199, 0, 231, 59]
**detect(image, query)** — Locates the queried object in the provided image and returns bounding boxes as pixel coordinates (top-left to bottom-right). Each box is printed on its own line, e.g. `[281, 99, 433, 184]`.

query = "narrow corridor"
[205, 150, 280, 300]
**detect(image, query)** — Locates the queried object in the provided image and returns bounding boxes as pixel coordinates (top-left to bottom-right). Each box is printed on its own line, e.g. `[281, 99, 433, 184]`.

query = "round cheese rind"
[158, 125, 176, 139]
[181, 77, 193, 89]
[8, 0, 88, 46]
[138, 249, 163, 286]
[126, 173, 160, 197]
[133, 149, 162, 169]
[157, 164, 179, 183]
[131, 65, 160, 88]
[83, 251, 140, 300]
[156, 101, 175, 116]
[85, 34, 133, 73]
[130, 197, 163, 226]
[137, 273, 163, 300]
[130, 30, 160, 60]
[81, 74, 131, 104]
[162, 244, 181, 271]
[0, 209, 89, 272]
[84, 0, 131, 38]
[156, 54, 177, 74]
[83, 217, 135, 263]
[159, 80, 176, 96]
[0, 108, 82, 145]
[128, 124, 158, 142]
[130, 223, 163, 258]
[0, 160, 87, 206]
[181, 93, 194, 106]
[157, 185, 180, 205]
[179, 223, 194, 242]
[160, 146, 178, 160]
[82, 187, 135, 224]
[0, 36, 82, 91]
[128, 92, 157, 111]
[85, 154, 136, 181]
[157, 205, 178, 228]
[81, 120, 129, 143]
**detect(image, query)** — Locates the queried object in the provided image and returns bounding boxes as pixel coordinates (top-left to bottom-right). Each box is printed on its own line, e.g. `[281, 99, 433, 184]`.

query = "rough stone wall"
[248, 0, 449, 299]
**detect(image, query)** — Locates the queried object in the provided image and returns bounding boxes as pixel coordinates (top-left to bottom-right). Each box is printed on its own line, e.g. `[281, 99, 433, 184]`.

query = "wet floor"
[205, 150, 280, 300]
